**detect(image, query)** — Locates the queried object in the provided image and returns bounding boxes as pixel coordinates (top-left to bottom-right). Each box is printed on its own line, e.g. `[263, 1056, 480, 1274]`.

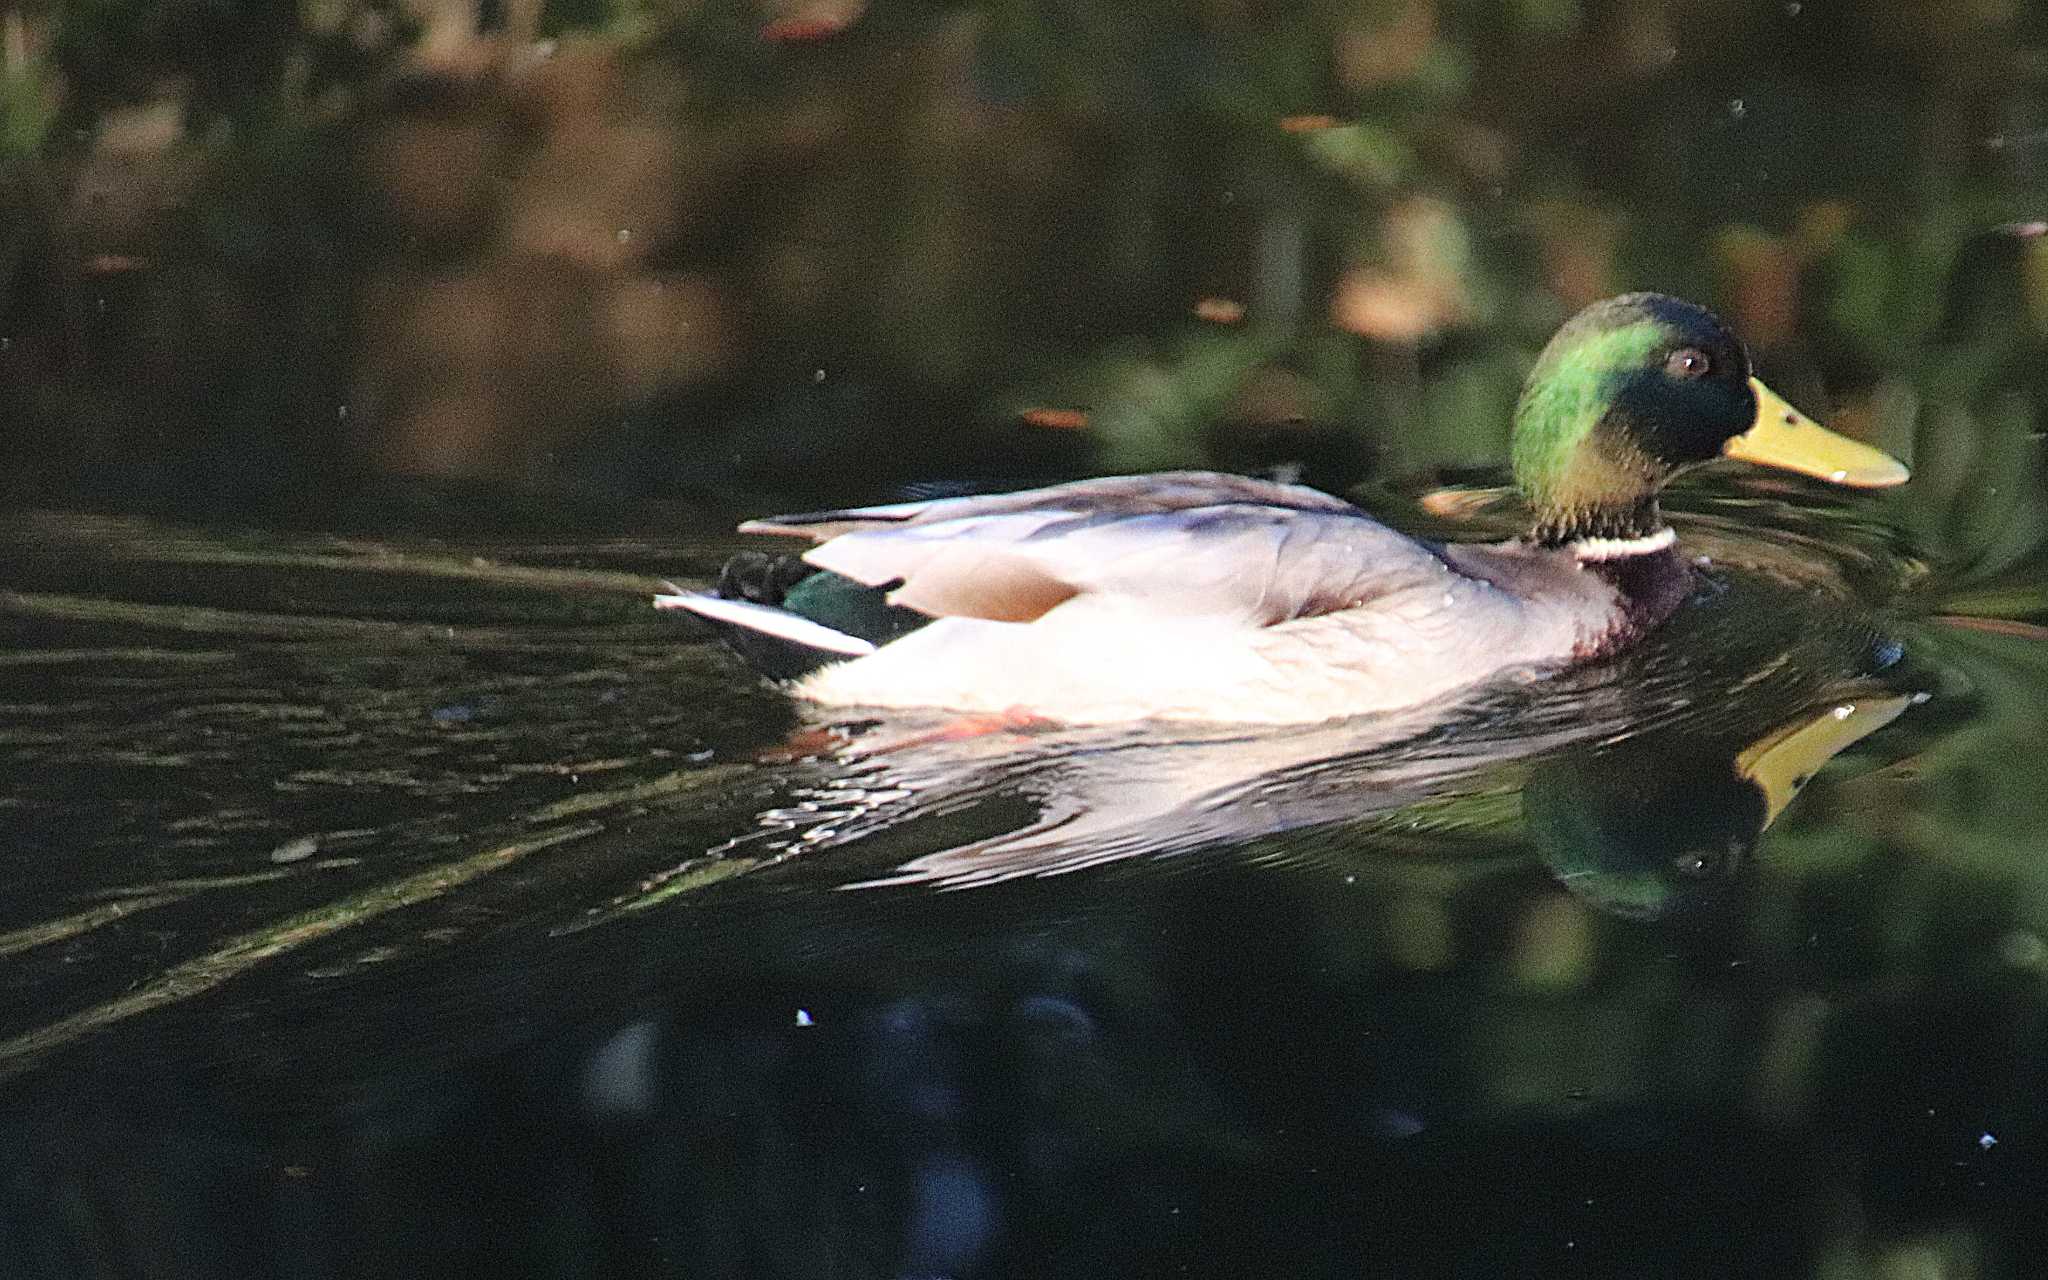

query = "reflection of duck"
[663, 294, 1906, 724]
[1525, 690, 1912, 920]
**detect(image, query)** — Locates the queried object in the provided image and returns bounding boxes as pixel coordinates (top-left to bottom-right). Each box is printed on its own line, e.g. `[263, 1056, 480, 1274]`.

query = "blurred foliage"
[0, 0, 2042, 557]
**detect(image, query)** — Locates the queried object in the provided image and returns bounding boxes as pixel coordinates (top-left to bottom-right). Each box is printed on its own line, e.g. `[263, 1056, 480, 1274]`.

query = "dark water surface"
[3, 485, 2045, 1278]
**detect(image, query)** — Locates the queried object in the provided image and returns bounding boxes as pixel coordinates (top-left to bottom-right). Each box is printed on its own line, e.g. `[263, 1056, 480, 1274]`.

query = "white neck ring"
[1570, 526, 1678, 562]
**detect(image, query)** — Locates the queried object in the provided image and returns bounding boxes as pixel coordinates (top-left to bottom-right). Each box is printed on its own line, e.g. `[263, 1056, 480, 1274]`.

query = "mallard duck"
[660, 294, 1907, 724]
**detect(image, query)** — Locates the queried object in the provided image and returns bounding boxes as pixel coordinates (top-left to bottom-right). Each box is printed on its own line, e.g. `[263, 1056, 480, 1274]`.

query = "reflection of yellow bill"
[1724, 378, 1910, 488]
[1736, 692, 1913, 823]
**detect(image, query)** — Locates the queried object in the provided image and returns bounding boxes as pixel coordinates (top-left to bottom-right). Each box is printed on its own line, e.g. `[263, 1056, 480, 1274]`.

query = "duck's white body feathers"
[692, 472, 1661, 725]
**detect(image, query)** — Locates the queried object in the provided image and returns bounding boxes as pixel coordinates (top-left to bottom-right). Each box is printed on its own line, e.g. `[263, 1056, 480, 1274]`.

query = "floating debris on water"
[269, 835, 320, 864]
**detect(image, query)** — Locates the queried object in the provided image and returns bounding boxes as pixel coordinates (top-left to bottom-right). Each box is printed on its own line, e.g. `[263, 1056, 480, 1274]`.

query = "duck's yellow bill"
[1736, 691, 1912, 824]
[1722, 378, 1910, 488]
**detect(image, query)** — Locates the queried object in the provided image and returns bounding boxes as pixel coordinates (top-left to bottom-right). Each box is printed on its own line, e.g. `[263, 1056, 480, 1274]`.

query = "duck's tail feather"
[657, 586, 876, 679]
[739, 500, 929, 541]
[656, 589, 878, 656]
[658, 549, 931, 679]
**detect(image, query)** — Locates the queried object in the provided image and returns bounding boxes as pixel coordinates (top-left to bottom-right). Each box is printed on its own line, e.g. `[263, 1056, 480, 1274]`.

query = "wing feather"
[739, 471, 1355, 538]
[746, 472, 1448, 627]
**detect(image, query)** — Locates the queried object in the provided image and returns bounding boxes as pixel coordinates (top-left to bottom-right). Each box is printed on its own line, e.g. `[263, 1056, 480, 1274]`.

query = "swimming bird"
[660, 293, 1908, 724]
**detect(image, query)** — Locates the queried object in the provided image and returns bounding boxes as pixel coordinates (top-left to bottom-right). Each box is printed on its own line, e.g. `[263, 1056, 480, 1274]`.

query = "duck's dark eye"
[1665, 348, 1712, 379]
[1671, 849, 1716, 879]
[1672, 837, 1748, 881]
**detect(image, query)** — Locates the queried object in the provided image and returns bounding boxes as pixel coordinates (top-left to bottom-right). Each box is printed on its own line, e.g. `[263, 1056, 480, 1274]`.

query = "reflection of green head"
[1523, 753, 1764, 921]
[1524, 693, 1912, 920]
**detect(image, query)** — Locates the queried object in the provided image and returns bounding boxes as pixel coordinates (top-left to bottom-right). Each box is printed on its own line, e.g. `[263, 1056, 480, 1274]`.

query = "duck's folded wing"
[740, 472, 1449, 626]
[739, 471, 1358, 537]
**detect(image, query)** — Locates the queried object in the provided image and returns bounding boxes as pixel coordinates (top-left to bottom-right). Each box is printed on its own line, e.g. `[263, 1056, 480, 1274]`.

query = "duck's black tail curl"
[658, 553, 928, 680]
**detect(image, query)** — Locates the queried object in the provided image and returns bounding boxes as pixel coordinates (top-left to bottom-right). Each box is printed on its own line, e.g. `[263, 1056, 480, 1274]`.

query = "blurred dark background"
[3, 0, 2045, 528]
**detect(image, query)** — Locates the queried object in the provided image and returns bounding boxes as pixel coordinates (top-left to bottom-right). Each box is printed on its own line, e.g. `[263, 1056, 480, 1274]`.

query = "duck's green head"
[1512, 293, 1908, 550]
